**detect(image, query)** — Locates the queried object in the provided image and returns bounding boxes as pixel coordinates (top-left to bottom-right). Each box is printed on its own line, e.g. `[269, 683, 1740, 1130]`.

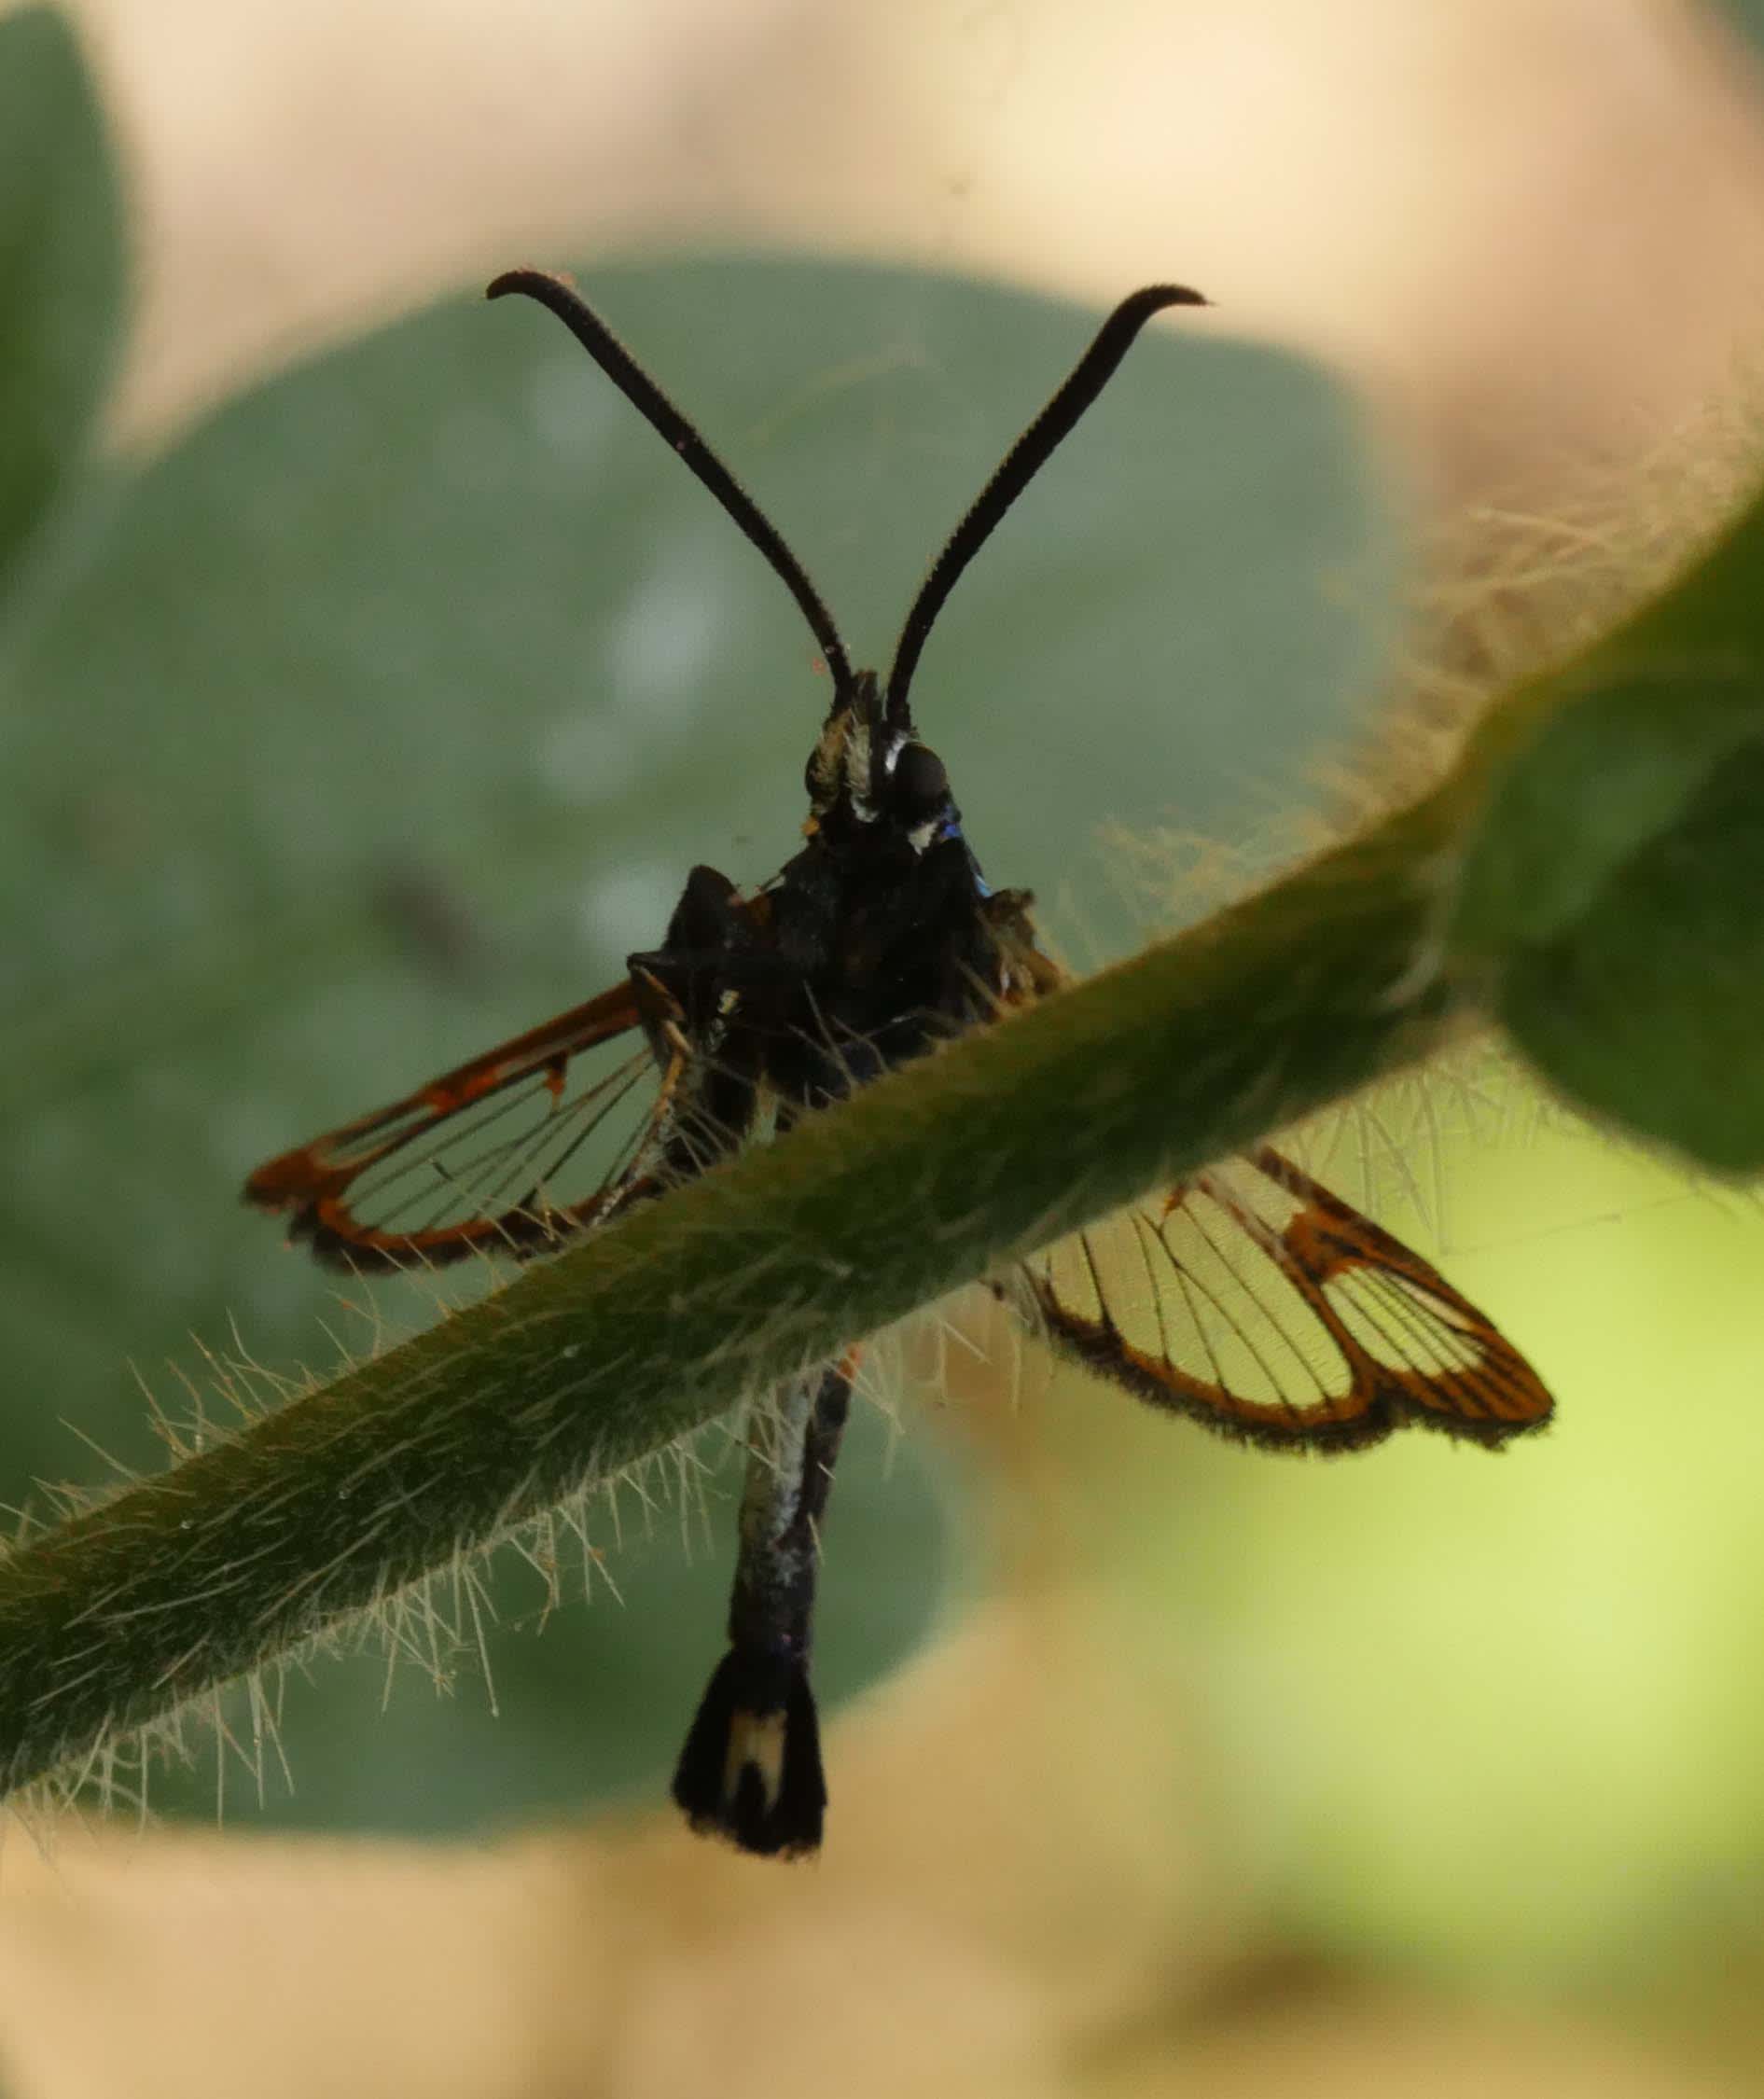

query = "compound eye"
[890, 741, 949, 814]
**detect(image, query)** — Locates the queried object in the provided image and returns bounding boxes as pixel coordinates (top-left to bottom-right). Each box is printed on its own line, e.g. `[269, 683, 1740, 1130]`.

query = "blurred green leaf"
[1449, 486, 1764, 1168]
[0, 257, 1382, 1833]
[0, 3, 124, 593]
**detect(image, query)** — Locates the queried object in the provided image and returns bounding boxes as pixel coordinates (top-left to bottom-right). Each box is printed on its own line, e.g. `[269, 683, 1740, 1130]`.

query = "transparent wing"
[1010, 1146, 1552, 1451]
[243, 980, 681, 1271]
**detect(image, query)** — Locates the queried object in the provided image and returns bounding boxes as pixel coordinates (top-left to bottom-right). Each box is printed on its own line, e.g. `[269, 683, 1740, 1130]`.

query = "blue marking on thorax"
[938, 813, 992, 896]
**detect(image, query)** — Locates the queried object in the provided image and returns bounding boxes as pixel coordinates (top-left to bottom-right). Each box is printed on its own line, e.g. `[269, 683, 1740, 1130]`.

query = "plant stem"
[0, 791, 1457, 1795]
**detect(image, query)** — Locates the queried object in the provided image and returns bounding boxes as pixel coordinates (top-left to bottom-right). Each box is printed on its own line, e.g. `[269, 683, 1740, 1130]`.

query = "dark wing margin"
[243, 980, 676, 1271]
[1010, 1145, 1553, 1452]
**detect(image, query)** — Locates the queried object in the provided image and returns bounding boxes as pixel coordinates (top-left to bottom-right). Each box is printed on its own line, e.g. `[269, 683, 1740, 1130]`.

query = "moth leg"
[672, 1354, 855, 1858]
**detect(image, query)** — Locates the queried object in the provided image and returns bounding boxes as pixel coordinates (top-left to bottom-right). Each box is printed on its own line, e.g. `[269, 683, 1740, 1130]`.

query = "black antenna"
[488, 270, 854, 696]
[885, 284, 1207, 719]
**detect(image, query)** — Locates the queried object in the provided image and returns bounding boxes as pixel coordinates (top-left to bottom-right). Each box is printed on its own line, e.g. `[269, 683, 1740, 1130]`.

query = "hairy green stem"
[0, 792, 1459, 1793]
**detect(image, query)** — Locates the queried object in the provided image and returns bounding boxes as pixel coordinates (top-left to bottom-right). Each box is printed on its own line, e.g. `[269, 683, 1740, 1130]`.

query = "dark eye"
[891, 742, 949, 813]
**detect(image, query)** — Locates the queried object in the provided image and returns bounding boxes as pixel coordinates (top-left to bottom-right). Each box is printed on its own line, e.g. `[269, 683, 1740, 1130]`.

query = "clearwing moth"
[247, 271, 1552, 1858]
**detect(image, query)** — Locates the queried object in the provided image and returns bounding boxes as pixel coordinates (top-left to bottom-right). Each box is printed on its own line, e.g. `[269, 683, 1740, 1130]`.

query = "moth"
[246, 269, 1553, 1858]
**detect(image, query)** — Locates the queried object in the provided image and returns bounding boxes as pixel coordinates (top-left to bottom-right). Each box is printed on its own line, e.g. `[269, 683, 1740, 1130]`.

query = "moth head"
[802, 671, 955, 852]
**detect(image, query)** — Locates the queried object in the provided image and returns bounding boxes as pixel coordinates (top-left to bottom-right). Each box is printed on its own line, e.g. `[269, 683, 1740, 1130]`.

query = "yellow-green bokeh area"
[1035, 1069, 1764, 1992]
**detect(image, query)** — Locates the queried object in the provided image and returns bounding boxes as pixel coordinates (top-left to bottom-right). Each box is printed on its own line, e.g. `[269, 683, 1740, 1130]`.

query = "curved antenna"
[488, 270, 854, 695]
[885, 284, 1207, 719]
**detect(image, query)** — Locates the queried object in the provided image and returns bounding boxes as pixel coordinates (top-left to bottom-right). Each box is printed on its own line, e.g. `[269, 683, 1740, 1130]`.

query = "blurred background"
[4, 0, 1764, 2092]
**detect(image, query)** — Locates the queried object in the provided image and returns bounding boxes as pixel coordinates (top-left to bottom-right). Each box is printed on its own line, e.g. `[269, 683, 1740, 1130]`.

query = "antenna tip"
[486, 267, 575, 305]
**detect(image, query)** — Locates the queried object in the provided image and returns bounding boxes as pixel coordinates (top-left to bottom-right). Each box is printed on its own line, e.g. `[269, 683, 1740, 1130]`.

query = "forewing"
[244, 980, 674, 1270]
[1013, 1146, 1551, 1451]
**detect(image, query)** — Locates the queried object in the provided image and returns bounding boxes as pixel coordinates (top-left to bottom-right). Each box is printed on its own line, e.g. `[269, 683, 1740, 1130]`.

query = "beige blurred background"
[83, 0, 1764, 498]
[5, 1, 1764, 2093]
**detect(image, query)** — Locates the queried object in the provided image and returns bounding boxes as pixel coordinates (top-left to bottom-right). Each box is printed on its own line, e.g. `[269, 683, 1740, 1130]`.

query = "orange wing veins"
[243, 979, 673, 1271]
[1016, 1145, 1551, 1452]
